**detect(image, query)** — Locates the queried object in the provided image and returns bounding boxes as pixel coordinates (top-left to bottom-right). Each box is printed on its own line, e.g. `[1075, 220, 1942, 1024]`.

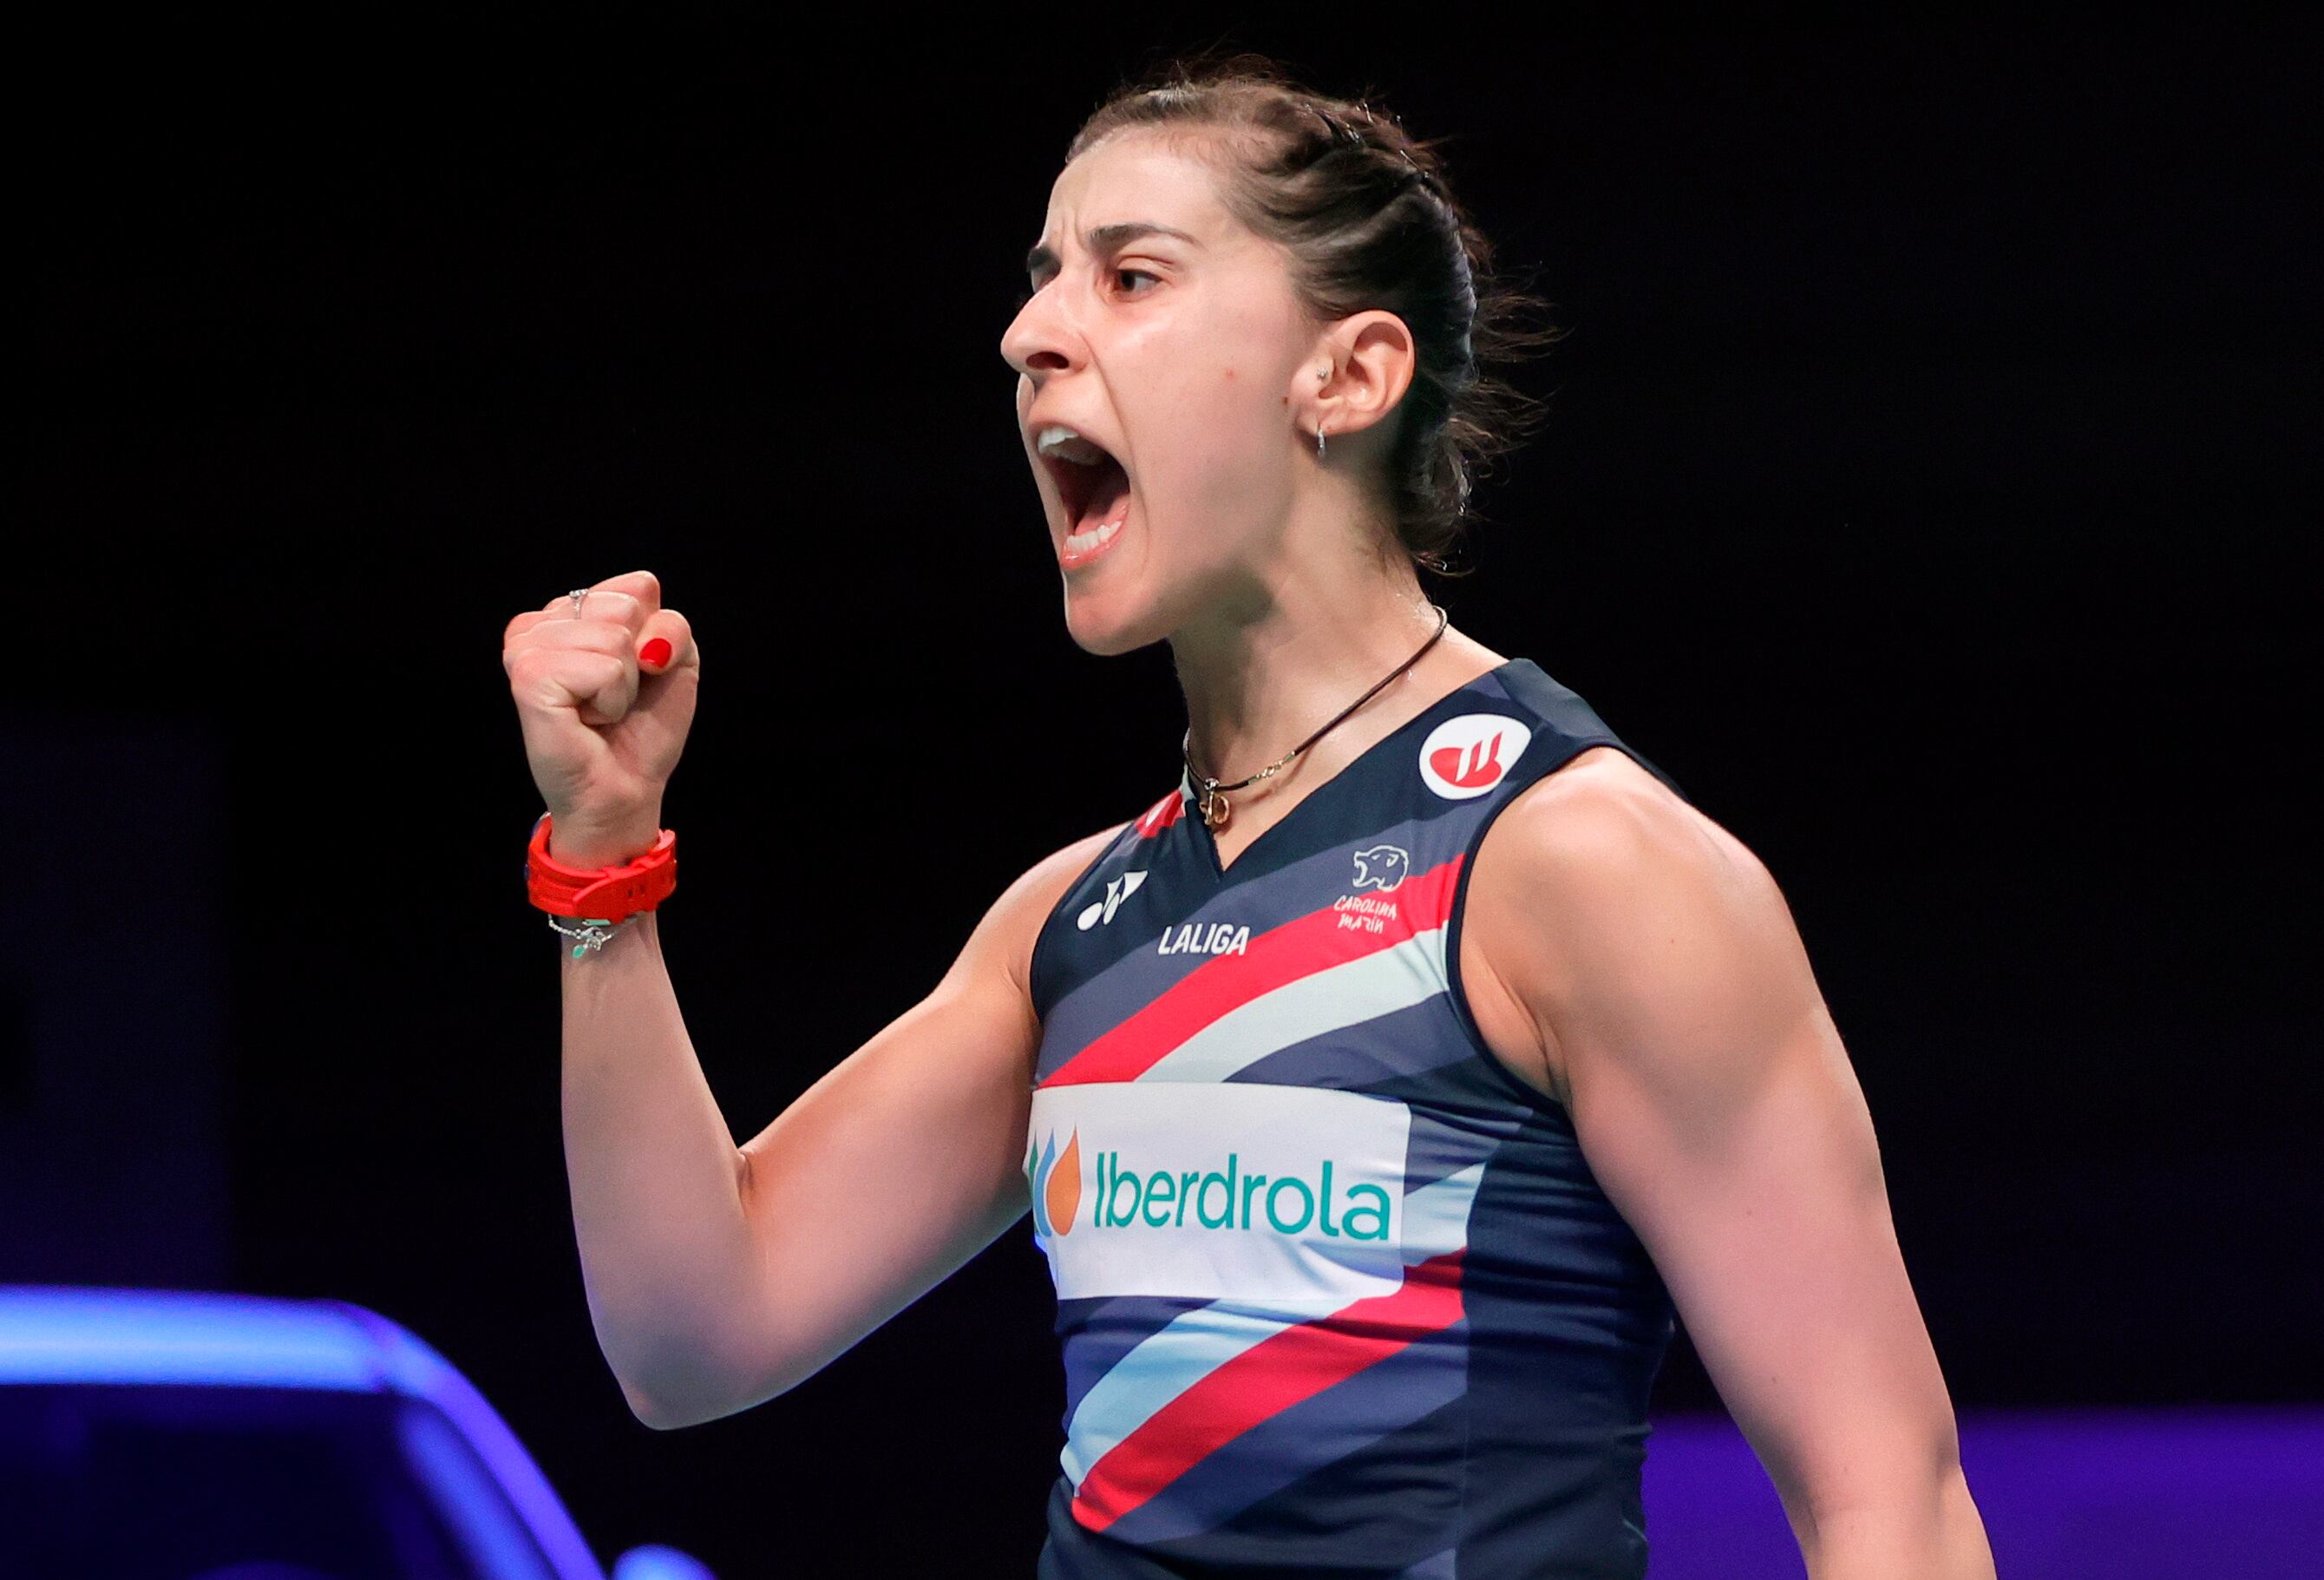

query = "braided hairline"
[1272, 108, 1482, 561]
[1305, 100, 1450, 200]
[1293, 101, 1477, 374]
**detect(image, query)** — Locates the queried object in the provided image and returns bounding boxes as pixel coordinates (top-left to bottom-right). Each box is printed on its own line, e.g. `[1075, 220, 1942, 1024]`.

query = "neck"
[1169, 559, 1504, 794]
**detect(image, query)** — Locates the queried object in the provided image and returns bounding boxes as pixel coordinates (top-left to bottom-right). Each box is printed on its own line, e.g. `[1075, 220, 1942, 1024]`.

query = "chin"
[1059, 569, 1178, 657]
[1061, 594, 1164, 658]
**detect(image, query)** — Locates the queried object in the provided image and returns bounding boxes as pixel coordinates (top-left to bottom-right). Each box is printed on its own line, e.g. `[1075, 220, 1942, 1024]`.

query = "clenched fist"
[503, 570, 697, 867]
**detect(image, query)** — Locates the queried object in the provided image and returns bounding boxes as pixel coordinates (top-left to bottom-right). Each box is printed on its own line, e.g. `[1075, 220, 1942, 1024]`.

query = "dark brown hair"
[1064, 49, 1561, 578]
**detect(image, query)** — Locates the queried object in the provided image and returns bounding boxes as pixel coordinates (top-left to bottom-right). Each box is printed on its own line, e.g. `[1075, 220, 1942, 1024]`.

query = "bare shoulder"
[1489, 745, 1756, 895]
[970, 818, 1133, 1002]
[1461, 746, 1790, 1098]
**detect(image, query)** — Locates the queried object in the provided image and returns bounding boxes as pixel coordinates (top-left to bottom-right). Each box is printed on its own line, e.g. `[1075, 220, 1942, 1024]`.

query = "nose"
[1000, 285, 1077, 383]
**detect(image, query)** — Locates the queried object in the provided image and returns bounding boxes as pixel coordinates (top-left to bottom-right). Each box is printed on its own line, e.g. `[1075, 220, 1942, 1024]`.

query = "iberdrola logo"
[1026, 1126, 1084, 1237]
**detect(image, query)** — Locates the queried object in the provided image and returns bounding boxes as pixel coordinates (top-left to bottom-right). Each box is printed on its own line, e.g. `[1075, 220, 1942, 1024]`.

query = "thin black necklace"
[1182, 602, 1450, 833]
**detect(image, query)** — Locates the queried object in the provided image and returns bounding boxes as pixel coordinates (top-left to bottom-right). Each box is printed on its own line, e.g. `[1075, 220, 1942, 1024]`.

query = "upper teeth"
[1036, 425, 1109, 465]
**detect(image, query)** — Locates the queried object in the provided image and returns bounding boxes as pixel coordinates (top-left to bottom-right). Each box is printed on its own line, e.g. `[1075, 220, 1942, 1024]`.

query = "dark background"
[14, 11, 2317, 1575]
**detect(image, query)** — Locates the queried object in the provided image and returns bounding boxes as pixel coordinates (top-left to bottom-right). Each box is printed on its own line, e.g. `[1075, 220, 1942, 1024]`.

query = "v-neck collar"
[1178, 657, 1526, 882]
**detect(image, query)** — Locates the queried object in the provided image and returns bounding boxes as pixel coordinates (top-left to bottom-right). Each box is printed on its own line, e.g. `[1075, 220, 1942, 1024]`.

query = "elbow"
[619, 1371, 737, 1432]
[616, 1339, 802, 1431]
[620, 1377, 685, 1432]
[1794, 1465, 1993, 1580]
[608, 1339, 750, 1432]
[616, 1361, 718, 1431]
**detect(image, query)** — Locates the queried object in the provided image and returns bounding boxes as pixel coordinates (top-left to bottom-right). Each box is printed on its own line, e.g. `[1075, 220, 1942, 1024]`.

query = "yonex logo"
[1417, 713, 1534, 800]
[1077, 869, 1149, 930]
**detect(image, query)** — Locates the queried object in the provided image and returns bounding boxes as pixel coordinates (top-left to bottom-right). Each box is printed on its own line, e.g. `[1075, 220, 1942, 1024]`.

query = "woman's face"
[1002, 131, 1324, 656]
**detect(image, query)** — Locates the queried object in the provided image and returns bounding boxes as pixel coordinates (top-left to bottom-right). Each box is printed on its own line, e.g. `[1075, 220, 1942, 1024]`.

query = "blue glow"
[401, 1398, 560, 1580]
[1, 1285, 612, 1580]
[1639, 1405, 2324, 1578]
[611, 1546, 718, 1580]
[0, 1284, 387, 1388]
[344, 1304, 607, 1580]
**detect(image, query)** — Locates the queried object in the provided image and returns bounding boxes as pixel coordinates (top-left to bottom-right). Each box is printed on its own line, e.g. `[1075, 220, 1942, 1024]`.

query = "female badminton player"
[502, 54, 1995, 1580]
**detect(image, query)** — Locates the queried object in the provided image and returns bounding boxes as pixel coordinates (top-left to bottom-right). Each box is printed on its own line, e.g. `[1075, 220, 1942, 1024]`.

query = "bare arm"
[565, 822, 1118, 1430]
[1468, 760, 1995, 1578]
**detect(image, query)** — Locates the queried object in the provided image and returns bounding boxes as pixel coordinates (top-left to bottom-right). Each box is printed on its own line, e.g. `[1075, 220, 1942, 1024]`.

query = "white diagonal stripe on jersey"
[1059, 1293, 1340, 1487]
[1399, 1163, 1483, 1263]
[1135, 926, 1451, 1085]
[1058, 1163, 1488, 1489]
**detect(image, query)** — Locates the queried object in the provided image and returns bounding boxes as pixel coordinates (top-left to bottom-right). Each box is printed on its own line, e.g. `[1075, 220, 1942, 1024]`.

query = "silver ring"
[567, 587, 587, 617]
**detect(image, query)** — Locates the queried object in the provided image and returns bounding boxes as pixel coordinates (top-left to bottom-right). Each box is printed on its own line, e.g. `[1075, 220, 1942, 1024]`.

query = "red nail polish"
[639, 638, 672, 667]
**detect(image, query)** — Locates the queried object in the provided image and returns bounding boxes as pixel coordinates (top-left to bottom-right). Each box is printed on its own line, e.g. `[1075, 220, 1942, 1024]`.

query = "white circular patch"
[1417, 713, 1533, 800]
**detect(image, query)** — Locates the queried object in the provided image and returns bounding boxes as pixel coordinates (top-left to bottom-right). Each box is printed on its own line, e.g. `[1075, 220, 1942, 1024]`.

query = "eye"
[1011, 268, 1156, 310]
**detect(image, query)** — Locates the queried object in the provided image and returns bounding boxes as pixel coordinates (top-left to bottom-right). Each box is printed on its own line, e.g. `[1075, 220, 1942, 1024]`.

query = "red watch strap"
[527, 813, 678, 920]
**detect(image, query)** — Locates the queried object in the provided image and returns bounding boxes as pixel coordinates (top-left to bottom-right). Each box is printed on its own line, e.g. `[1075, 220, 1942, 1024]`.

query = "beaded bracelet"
[548, 914, 638, 960]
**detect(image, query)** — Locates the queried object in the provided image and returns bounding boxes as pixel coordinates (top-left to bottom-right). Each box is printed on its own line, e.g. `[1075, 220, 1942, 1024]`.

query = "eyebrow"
[1025, 221, 1201, 283]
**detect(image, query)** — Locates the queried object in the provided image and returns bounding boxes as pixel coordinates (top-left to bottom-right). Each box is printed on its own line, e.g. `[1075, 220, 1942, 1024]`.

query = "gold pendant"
[1203, 790, 1233, 831]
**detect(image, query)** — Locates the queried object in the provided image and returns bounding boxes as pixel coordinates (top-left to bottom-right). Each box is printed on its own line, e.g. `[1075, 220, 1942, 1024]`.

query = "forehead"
[1038, 131, 1235, 245]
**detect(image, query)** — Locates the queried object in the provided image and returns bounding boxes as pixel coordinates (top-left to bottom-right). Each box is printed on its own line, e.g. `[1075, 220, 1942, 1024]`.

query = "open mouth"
[1041, 432, 1138, 567]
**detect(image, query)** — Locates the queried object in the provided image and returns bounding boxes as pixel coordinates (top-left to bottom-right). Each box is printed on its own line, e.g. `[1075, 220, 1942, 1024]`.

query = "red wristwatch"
[527, 812, 678, 921]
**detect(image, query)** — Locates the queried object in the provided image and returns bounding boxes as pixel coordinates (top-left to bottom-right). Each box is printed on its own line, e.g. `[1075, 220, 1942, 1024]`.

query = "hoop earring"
[1316, 423, 1327, 461]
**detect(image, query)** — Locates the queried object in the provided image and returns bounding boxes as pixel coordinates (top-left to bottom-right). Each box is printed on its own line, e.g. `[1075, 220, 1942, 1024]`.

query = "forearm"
[1799, 1470, 1995, 1580]
[559, 909, 759, 1425]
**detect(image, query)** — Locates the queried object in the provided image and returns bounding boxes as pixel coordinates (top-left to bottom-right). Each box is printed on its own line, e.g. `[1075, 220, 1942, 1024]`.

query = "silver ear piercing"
[1316, 366, 1330, 460]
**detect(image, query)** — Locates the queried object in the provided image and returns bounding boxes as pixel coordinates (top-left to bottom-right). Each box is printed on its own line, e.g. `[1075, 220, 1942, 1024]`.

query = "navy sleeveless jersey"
[1022, 659, 1687, 1579]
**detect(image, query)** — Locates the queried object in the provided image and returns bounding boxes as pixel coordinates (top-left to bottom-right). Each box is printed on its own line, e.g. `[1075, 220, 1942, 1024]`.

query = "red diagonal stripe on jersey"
[1135, 788, 1185, 838]
[1068, 1249, 1468, 1534]
[1043, 856, 1463, 1088]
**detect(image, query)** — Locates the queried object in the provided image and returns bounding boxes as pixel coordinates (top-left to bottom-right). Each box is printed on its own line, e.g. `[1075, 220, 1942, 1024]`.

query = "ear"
[1315, 311, 1418, 442]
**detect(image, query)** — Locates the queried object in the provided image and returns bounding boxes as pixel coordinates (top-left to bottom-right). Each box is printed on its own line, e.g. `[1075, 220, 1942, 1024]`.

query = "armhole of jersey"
[1027, 819, 1135, 1027]
[1443, 737, 1666, 1121]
